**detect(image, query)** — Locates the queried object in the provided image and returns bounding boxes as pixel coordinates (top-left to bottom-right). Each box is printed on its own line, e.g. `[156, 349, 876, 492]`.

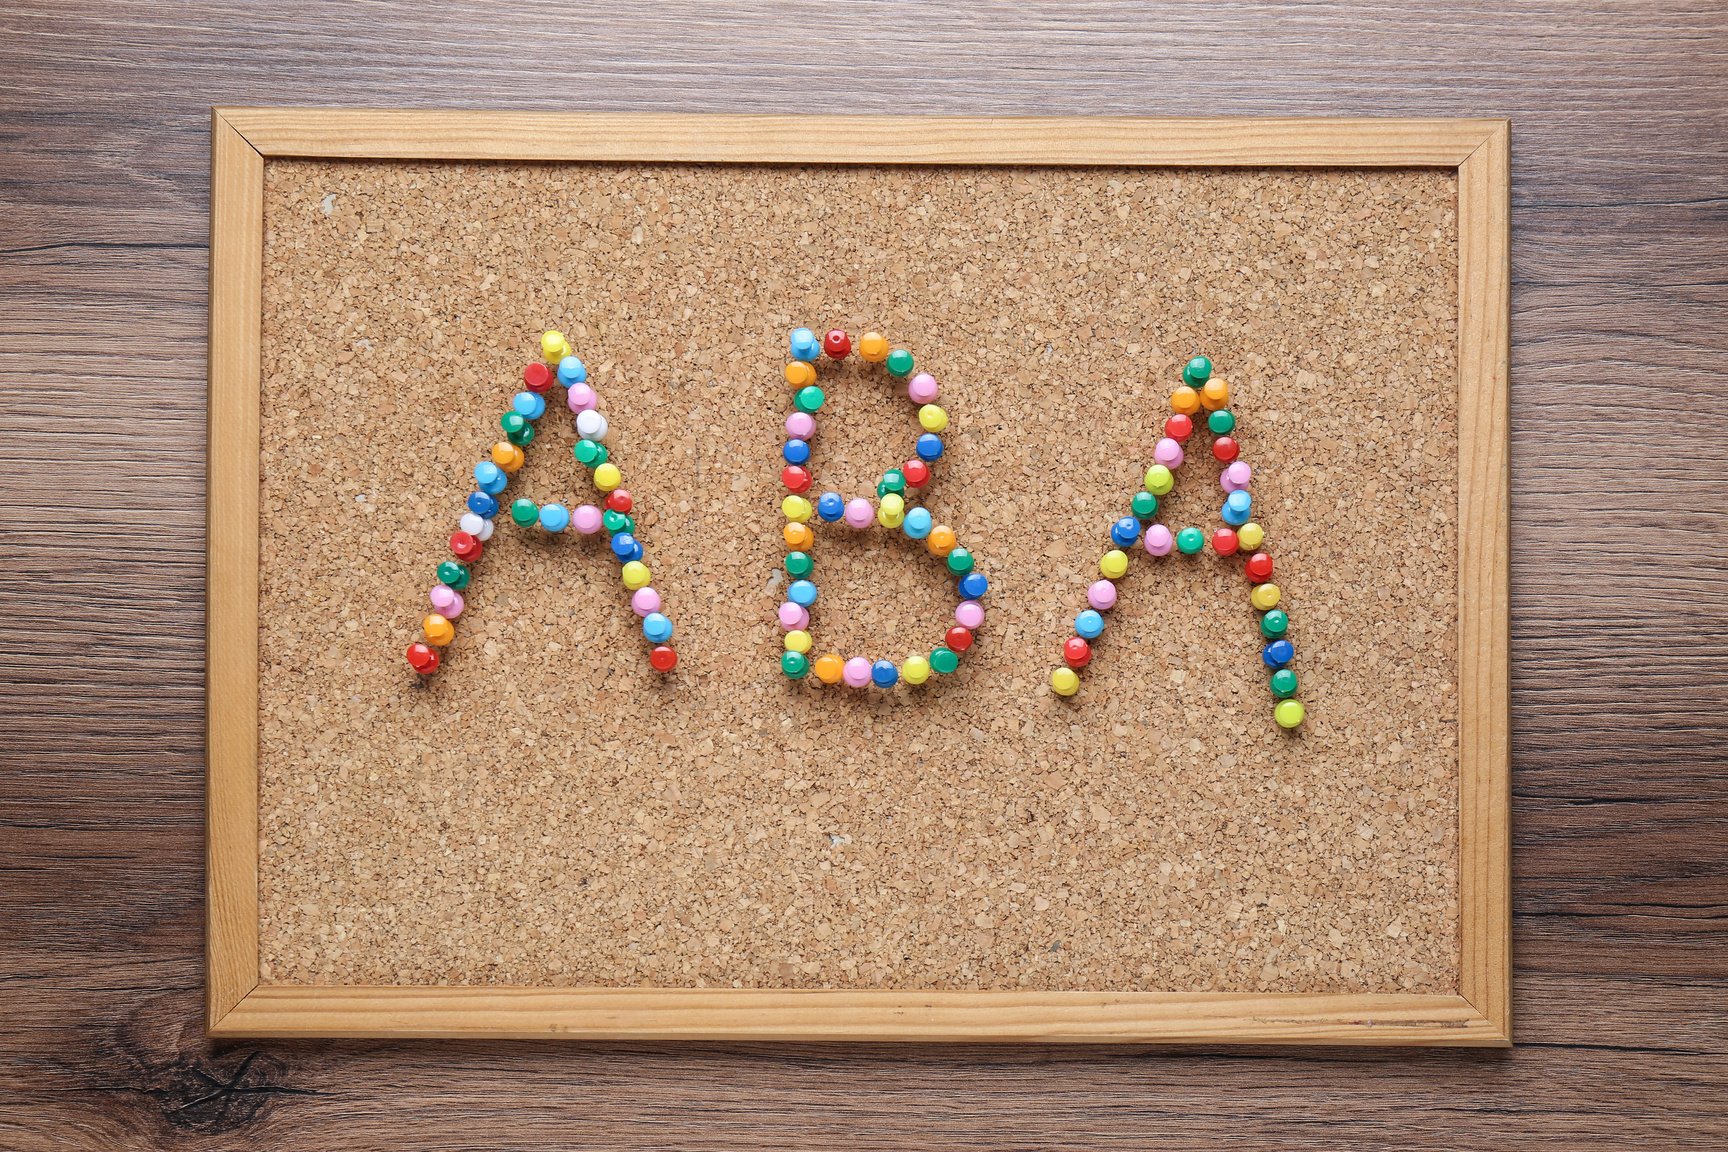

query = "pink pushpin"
[429, 585, 465, 618]
[566, 383, 598, 413]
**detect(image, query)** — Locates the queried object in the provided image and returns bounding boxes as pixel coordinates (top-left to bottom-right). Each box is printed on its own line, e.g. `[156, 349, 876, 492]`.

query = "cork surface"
[257, 160, 1459, 993]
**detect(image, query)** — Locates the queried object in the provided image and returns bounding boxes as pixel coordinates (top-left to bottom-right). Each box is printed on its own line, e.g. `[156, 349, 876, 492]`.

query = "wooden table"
[2, 3, 1723, 1147]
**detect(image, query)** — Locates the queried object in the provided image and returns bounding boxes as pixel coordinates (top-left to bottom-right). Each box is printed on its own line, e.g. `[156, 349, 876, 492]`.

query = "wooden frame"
[209, 110, 1510, 1045]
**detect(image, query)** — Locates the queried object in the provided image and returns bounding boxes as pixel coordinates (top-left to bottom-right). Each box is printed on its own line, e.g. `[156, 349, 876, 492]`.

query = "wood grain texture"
[205, 110, 262, 1026]
[211, 987, 1503, 1046]
[2, 1, 1724, 1147]
[220, 108, 1499, 163]
[1455, 123, 1513, 1037]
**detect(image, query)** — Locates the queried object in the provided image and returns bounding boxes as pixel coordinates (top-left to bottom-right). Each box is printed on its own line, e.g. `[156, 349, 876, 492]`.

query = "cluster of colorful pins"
[404, 330, 677, 676]
[1048, 355, 1305, 730]
[777, 327, 987, 689]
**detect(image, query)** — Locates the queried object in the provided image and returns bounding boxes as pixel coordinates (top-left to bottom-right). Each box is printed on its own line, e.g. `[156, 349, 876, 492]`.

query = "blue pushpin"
[474, 461, 508, 496]
[538, 503, 570, 532]
[916, 433, 944, 461]
[789, 327, 820, 362]
[1222, 490, 1252, 526]
[610, 532, 637, 560]
[467, 491, 500, 519]
[817, 492, 845, 522]
[642, 612, 673, 644]
[903, 507, 933, 539]
[957, 571, 988, 600]
[871, 659, 899, 688]
[557, 355, 587, 386]
[783, 438, 811, 465]
[1075, 610, 1105, 640]
[787, 579, 818, 607]
[512, 391, 547, 421]
[1110, 516, 1141, 548]
[1261, 639, 1294, 668]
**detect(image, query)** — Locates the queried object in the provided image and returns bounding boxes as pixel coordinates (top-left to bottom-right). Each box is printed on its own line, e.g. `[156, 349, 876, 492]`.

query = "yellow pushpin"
[541, 330, 571, 363]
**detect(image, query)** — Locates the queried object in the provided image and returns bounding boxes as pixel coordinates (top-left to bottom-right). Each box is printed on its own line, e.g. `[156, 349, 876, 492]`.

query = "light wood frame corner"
[208, 110, 1511, 1046]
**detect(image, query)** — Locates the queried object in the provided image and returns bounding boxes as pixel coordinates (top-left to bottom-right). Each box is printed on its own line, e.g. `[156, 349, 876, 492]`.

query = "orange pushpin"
[1199, 377, 1230, 411]
[421, 613, 455, 646]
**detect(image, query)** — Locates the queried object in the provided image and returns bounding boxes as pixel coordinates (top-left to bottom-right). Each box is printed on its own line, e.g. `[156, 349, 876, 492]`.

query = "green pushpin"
[946, 547, 974, 575]
[436, 560, 470, 590]
[1207, 409, 1236, 435]
[785, 551, 813, 578]
[574, 440, 603, 466]
[929, 646, 960, 674]
[1130, 490, 1158, 519]
[1270, 668, 1298, 698]
[781, 650, 809, 679]
[885, 348, 914, 377]
[1175, 527, 1205, 554]
[1260, 609, 1289, 639]
[794, 385, 825, 413]
[510, 498, 540, 527]
[1183, 355, 1212, 385]
[878, 469, 906, 496]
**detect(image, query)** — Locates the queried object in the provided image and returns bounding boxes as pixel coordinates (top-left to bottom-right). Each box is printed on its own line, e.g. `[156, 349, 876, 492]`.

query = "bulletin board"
[208, 111, 1509, 1045]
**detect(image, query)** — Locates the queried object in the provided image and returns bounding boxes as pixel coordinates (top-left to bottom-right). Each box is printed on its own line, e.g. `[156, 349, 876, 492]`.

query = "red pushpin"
[781, 465, 812, 493]
[649, 645, 677, 672]
[822, 328, 852, 359]
[945, 625, 975, 653]
[1063, 636, 1092, 668]
[1245, 552, 1274, 583]
[522, 362, 553, 393]
[406, 643, 440, 675]
[449, 531, 483, 562]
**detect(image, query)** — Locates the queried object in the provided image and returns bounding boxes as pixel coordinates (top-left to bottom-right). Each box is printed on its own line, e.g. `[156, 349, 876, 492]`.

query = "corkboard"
[253, 156, 1460, 999]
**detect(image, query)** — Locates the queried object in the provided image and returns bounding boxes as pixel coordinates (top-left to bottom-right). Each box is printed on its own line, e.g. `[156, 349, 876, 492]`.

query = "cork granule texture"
[257, 160, 1459, 992]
